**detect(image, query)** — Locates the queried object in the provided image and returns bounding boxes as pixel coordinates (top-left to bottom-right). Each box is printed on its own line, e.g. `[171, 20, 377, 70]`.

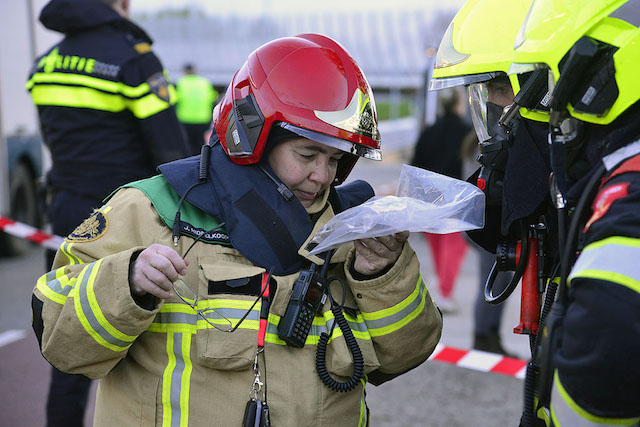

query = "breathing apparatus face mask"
[468, 79, 553, 237]
[468, 82, 517, 207]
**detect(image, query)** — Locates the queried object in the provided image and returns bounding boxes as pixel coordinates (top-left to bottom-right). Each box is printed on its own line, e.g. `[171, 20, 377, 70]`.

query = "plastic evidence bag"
[308, 165, 485, 256]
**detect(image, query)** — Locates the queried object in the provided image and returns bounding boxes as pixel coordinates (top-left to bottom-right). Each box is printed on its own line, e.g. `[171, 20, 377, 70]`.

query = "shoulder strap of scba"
[157, 133, 374, 276]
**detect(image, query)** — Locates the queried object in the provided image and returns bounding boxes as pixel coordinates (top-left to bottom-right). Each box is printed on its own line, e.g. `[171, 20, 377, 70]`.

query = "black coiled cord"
[315, 305, 364, 392]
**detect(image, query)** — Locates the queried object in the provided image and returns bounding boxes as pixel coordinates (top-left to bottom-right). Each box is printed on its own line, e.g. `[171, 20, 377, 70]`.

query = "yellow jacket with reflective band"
[176, 74, 218, 124]
[33, 186, 443, 427]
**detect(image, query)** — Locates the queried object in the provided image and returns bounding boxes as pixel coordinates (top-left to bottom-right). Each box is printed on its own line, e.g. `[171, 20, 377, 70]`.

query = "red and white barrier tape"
[429, 344, 528, 379]
[0, 216, 64, 251]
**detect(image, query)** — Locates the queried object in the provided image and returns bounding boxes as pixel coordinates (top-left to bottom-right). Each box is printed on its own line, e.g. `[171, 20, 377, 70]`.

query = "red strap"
[601, 153, 640, 187]
[257, 273, 270, 348]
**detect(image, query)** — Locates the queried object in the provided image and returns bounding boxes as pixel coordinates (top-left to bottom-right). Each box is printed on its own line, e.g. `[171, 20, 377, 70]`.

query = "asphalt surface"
[0, 147, 532, 426]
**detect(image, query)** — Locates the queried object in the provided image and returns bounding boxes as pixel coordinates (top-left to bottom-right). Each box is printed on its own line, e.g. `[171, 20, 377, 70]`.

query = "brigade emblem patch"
[66, 210, 108, 242]
[147, 72, 170, 103]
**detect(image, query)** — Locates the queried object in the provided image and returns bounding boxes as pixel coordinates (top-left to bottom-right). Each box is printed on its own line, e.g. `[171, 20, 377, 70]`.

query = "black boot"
[473, 332, 518, 358]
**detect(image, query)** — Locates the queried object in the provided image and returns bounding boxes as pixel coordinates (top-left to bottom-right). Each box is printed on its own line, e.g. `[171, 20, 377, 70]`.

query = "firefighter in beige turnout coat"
[32, 34, 443, 426]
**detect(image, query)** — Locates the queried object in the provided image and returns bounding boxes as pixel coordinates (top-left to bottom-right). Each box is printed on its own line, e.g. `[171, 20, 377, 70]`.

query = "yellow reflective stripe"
[27, 72, 152, 98]
[367, 294, 425, 337]
[360, 277, 427, 337]
[180, 334, 192, 427]
[162, 333, 176, 427]
[570, 270, 640, 294]
[582, 236, 640, 251]
[361, 276, 423, 321]
[30, 85, 126, 112]
[84, 262, 137, 344]
[569, 236, 640, 294]
[73, 260, 135, 352]
[168, 84, 177, 104]
[358, 378, 367, 426]
[126, 93, 171, 119]
[551, 372, 640, 426]
[36, 267, 75, 305]
[147, 323, 196, 334]
[60, 242, 82, 265]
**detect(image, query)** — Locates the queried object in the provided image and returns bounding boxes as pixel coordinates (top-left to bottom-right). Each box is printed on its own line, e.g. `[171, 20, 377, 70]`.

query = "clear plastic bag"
[308, 165, 485, 255]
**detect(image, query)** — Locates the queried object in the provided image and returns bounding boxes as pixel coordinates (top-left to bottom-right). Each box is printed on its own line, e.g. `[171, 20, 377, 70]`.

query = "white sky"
[131, 0, 468, 16]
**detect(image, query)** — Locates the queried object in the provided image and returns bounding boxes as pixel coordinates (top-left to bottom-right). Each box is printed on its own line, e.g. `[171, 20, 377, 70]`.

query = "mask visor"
[468, 83, 490, 143]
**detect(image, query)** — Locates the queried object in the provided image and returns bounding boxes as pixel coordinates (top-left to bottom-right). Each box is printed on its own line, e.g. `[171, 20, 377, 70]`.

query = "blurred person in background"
[411, 88, 472, 312]
[27, 0, 190, 424]
[31, 33, 442, 426]
[176, 63, 219, 155]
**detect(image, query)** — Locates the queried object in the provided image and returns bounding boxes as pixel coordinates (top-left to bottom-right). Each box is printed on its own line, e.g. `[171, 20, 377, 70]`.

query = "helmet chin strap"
[258, 163, 294, 201]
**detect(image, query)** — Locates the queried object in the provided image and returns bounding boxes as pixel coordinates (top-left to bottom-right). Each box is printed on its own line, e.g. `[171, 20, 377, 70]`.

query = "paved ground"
[0, 136, 532, 425]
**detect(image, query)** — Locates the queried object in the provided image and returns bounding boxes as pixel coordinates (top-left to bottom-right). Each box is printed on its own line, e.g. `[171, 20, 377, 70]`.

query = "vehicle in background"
[0, 133, 44, 256]
[0, 0, 54, 257]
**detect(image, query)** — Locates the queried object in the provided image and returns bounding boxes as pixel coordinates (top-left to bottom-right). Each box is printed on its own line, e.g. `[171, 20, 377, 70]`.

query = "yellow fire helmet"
[512, 0, 640, 125]
[429, 0, 548, 142]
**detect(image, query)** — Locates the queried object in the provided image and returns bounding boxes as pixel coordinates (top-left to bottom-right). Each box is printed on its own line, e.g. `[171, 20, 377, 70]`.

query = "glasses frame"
[171, 221, 272, 333]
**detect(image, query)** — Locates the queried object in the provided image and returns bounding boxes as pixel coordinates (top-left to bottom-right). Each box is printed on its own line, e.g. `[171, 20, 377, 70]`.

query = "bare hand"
[353, 231, 409, 277]
[130, 243, 189, 299]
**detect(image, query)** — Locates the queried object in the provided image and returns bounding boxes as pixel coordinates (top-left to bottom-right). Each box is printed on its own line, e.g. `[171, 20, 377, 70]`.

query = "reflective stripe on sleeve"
[551, 372, 640, 426]
[35, 266, 77, 305]
[60, 242, 83, 266]
[73, 260, 137, 352]
[27, 72, 175, 118]
[568, 237, 640, 294]
[359, 275, 427, 337]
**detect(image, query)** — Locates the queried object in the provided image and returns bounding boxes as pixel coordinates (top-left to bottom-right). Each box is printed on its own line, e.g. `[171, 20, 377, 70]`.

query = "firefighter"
[511, 1, 640, 425]
[27, 0, 190, 424]
[432, 0, 640, 425]
[31, 34, 443, 426]
[429, 0, 555, 355]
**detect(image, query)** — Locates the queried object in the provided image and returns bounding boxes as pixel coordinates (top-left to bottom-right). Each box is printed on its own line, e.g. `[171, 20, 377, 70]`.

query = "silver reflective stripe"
[264, 314, 369, 338]
[76, 262, 133, 349]
[602, 139, 640, 171]
[551, 375, 640, 426]
[362, 282, 425, 331]
[568, 239, 640, 287]
[170, 333, 185, 427]
[42, 269, 73, 297]
[155, 311, 198, 326]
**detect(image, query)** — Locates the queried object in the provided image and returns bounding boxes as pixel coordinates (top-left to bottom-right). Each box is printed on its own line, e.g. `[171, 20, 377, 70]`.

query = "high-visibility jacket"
[175, 75, 218, 124]
[538, 143, 640, 426]
[31, 175, 443, 427]
[26, 0, 189, 200]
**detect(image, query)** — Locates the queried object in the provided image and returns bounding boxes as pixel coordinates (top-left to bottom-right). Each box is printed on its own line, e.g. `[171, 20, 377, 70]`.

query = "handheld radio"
[278, 263, 327, 348]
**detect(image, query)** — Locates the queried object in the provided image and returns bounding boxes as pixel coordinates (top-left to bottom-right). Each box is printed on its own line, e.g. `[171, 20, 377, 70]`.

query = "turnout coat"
[32, 175, 443, 426]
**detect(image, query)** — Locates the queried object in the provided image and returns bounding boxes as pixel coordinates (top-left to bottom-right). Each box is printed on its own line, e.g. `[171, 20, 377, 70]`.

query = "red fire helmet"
[212, 33, 382, 184]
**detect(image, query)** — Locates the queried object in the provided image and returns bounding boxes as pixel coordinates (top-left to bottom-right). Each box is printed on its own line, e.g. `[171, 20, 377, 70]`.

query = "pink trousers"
[424, 232, 469, 299]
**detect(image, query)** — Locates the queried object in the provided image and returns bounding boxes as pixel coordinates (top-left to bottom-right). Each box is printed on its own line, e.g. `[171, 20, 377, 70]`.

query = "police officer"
[27, 0, 190, 424]
[31, 34, 443, 426]
[432, 0, 640, 425]
[175, 63, 219, 155]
